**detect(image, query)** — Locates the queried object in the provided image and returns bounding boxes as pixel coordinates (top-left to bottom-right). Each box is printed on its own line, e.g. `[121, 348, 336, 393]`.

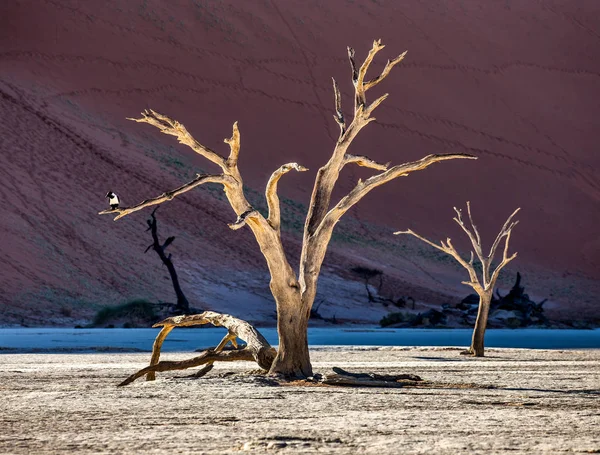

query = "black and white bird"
[106, 191, 120, 210]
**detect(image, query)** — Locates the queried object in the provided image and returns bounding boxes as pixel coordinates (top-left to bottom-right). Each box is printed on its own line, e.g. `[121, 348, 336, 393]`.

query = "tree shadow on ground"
[500, 387, 600, 396]
[412, 356, 464, 361]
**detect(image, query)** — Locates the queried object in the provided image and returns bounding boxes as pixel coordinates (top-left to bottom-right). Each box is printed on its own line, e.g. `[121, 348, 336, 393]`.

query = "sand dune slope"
[0, 1, 599, 324]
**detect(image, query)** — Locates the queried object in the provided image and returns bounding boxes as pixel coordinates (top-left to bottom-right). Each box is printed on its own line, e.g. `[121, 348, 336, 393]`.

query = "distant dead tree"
[351, 266, 414, 309]
[351, 266, 383, 302]
[144, 207, 190, 314]
[100, 40, 475, 378]
[395, 202, 520, 356]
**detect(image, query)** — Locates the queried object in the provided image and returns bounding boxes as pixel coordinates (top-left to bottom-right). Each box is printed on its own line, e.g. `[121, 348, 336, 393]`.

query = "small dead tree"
[395, 202, 520, 357]
[351, 266, 383, 302]
[100, 40, 476, 377]
[144, 207, 190, 314]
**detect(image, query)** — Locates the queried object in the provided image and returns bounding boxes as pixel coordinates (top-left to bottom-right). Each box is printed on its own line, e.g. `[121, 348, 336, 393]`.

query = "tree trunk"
[164, 259, 190, 314]
[268, 293, 312, 378]
[469, 291, 493, 357]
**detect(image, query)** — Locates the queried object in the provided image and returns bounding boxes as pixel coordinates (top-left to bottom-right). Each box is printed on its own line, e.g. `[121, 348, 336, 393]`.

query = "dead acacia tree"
[100, 40, 476, 377]
[351, 266, 383, 303]
[145, 207, 190, 314]
[395, 202, 520, 357]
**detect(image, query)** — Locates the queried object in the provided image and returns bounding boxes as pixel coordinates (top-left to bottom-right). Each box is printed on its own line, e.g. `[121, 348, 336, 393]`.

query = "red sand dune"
[0, 0, 598, 325]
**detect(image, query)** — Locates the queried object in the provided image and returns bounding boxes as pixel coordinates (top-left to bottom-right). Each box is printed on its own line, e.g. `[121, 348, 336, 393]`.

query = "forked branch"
[488, 208, 520, 259]
[489, 228, 518, 286]
[128, 109, 226, 169]
[304, 40, 410, 240]
[349, 40, 407, 110]
[395, 228, 481, 291]
[364, 51, 408, 91]
[266, 163, 308, 231]
[323, 154, 477, 234]
[395, 204, 520, 294]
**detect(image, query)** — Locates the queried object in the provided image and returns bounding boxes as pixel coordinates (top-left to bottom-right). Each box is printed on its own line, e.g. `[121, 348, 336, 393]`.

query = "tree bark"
[469, 291, 493, 357]
[269, 292, 312, 378]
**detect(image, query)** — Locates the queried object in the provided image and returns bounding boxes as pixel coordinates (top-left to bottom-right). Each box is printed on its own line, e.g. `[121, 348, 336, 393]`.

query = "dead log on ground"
[317, 367, 423, 388]
[119, 311, 276, 386]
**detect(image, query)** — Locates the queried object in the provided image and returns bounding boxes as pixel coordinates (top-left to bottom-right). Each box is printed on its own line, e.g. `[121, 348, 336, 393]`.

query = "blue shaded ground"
[0, 328, 598, 352]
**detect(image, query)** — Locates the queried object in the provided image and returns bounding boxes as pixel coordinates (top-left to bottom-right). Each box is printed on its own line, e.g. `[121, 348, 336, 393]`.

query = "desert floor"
[1, 347, 599, 454]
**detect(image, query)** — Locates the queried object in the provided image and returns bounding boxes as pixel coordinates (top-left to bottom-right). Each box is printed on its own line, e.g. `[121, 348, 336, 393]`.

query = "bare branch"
[99, 174, 231, 220]
[365, 93, 389, 116]
[452, 205, 484, 263]
[266, 163, 308, 231]
[342, 154, 389, 171]
[488, 227, 519, 288]
[347, 46, 358, 83]
[364, 50, 408, 91]
[120, 349, 256, 387]
[394, 229, 448, 253]
[394, 228, 481, 292]
[354, 39, 386, 108]
[488, 208, 521, 258]
[121, 109, 299, 303]
[332, 78, 346, 135]
[299, 153, 476, 297]
[303, 41, 407, 244]
[396, 204, 520, 295]
[323, 154, 477, 229]
[128, 109, 226, 170]
[145, 325, 174, 381]
[224, 121, 240, 166]
[466, 201, 481, 246]
[445, 239, 481, 291]
[129, 311, 278, 385]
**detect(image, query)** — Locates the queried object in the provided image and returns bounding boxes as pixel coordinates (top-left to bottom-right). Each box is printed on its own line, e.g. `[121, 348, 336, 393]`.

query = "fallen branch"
[317, 367, 422, 388]
[119, 311, 276, 386]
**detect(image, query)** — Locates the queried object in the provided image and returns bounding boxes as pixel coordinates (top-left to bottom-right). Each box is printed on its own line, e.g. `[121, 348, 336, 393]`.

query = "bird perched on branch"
[106, 191, 120, 210]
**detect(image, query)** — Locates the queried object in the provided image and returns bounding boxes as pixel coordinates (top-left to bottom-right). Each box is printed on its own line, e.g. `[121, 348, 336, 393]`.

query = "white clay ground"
[1, 347, 598, 454]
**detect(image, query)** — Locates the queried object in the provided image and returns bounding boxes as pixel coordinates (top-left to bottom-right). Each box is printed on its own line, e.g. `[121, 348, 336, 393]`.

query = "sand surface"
[1, 1, 599, 326]
[1, 348, 598, 454]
